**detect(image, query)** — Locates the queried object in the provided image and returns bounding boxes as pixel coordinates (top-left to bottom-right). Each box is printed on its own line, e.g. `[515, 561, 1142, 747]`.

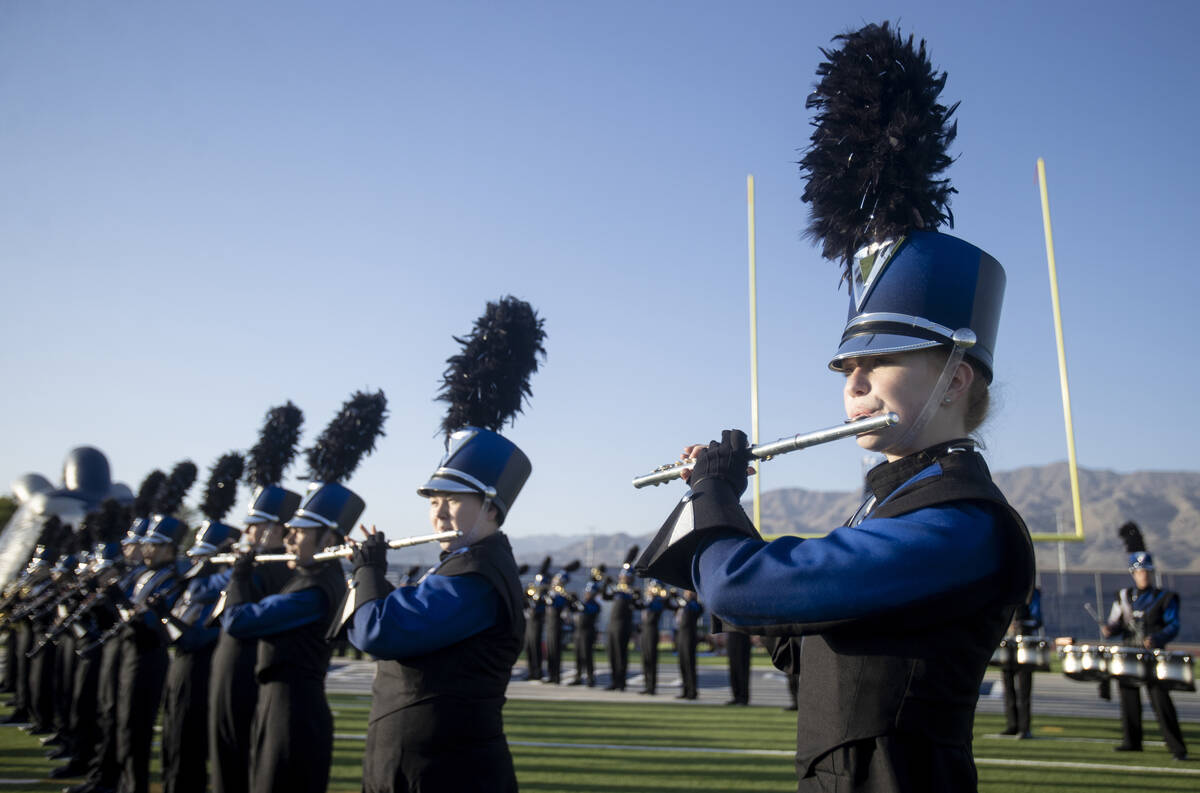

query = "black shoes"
[1019, 731, 1033, 740]
[1113, 744, 1142, 752]
[566, 679, 583, 686]
[1000, 727, 1019, 736]
[49, 762, 88, 779]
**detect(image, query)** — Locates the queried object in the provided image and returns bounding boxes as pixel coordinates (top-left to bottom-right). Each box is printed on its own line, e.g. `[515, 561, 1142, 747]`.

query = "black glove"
[688, 429, 753, 498]
[231, 553, 255, 580]
[349, 533, 390, 574]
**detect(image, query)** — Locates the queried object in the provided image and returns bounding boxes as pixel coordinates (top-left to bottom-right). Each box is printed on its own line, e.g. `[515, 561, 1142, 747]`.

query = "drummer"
[1100, 547, 1188, 761]
[1001, 587, 1042, 739]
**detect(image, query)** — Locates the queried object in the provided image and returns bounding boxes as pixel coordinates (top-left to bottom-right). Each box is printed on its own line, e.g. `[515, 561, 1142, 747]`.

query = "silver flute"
[631, 413, 899, 489]
[206, 531, 461, 565]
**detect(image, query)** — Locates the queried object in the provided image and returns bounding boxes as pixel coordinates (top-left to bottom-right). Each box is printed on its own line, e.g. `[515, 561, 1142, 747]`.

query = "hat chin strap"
[884, 329, 975, 456]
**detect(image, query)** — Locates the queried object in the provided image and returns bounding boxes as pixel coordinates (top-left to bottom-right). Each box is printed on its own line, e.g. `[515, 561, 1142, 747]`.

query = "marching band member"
[522, 557, 550, 681]
[117, 462, 196, 793]
[1100, 522, 1187, 761]
[672, 589, 702, 700]
[221, 391, 384, 793]
[208, 403, 302, 793]
[637, 23, 1035, 791]
[544, 561, 578, 685]
[341, 296, 543, 793]
[602, 547, 640, 691]
[638, 580, 667, 695]
[159, 453, 244, 793]
[1000, 587, 1042, 739]
[568, 567, 605, 687]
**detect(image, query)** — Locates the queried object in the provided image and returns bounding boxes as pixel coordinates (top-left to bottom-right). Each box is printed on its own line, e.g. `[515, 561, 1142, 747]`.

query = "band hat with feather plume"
[188, 453, 245, 556]
[244, 402, 304, 526]
[142, 461, 197, 544]
[287, 391, 387, 537]
[419, 296, 546, 523]
[799, 22, 1005, 382]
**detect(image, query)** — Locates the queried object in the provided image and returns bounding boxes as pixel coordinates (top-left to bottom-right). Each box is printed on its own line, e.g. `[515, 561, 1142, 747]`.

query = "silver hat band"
[289, 508, 336, 530]
[842, 312, 958, 343]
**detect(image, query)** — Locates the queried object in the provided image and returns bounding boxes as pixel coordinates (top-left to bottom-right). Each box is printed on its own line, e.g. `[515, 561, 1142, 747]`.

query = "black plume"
[78, 512, 99, 551]
[436, 296, 546, 440]
[800, 21, 958, 281]
[562, 560, 581, 573]
[133, 471, 167, 519]
[200, 453, 245, 521]
[1118, 521, 1146, 553]
[538, 556, 552, 578]
[245, 402, 304, 488]
[623, 545, 640, 567]
[154, 461, 198, 516]
[96, 498, 129, 544]
[517, 563, 530, 576]
[304, 391, 388, 483]
[35, 515, 63, 552]
[404, 564, 422, 582]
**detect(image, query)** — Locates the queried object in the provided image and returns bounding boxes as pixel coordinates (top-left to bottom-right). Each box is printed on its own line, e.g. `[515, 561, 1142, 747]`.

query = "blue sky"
[2, 1, 1197, 541]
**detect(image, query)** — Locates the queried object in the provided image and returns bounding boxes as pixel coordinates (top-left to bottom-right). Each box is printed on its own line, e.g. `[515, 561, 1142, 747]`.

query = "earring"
[943, 396, 952, 404]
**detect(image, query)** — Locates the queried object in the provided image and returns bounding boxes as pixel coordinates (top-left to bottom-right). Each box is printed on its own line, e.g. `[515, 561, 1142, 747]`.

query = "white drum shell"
[1152, 650, 1196, 692]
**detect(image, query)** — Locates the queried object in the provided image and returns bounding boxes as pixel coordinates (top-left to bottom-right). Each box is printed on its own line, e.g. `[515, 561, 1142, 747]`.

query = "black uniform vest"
[767, 444, 1035, 775]
[367, 532, 524, 747]
[255, 562, 345, 684]
[1116, 586, 1178, 647]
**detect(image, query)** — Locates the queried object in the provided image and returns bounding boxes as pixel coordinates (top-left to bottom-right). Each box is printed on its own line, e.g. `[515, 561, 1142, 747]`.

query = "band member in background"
[523, 558, 550, 682]
[638, 580, 667, 695]
[208, 403, 302, 793]
[637, 23, 1035, 791]
[569, 568, 604, 687]
[1001, 586, 1042, 739]
[159, 454, 244, 793]
[340, 296, 543, 793]
[544, 562, 578, 685]
[221, 391, 383, 793]
[118, 463, 196, 793]
[724, 629, 750, 706]
[603, 547, 639, 692]
[1101, 523, 1187, 761]
[673, 589, 702, 700]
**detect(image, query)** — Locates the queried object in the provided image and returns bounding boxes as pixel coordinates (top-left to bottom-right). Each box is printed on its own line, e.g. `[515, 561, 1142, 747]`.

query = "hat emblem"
[852, 238, 903, 311]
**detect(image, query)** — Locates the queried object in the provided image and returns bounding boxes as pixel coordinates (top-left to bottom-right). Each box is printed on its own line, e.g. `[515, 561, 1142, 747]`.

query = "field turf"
[2, 695, 1197, 792]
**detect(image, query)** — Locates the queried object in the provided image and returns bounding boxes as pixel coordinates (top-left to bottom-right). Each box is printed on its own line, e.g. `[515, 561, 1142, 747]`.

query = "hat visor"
[285, 514, 331, 531]
[142, 534, 173, 545]
[828, 333, 943, 371]
[417, 476, 482, 498]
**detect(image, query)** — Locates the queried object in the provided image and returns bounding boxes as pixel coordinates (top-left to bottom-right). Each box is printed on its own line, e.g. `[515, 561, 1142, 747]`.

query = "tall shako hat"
[619, 545, 639, 580]
[144, 461, 197, 545]
[800, 22, 1005, 382]
[288, 391, 388, 538]
[243, 402, 304, 526]
[125, 470, 166, 545]
[89, 498, 130, 566]
[1118, 521, 1154, 572]
[533, 556, 552, 586]
[31, 515, 67, 566]
[418, 296, 547, 523]
[188, 453, 244, 557]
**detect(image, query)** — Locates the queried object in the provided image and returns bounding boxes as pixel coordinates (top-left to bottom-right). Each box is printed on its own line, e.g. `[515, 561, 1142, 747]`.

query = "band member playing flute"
[221, 391, 384, 793]
[340, 296, 543, 793]
[638, 23, 1034, 792]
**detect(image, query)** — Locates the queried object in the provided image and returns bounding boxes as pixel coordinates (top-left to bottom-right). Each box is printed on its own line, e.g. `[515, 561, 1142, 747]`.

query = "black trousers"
[208, 634, 259, 793]
[85, 638, 124, 789]
[250, 677, 332, 793]
[545, 611, 564, 683]
[524, 615, 544, 679]
[606, 619, 632, 689]
[70, 646, 102, 769]
[1, 628, 15, 692]
[640, 620, 660, 693]
[726, 631, 751, 704]
[28, 629, 57, 730]
[573, 623, 596, 683]
[162, 644, 214, 793]
[116, 641, 169, 793]
[677, 627, 698, 698]
[1001, 666, 1033, 733]
[1118, 679, 1187, 757]
[10, 622, 32, 717]
[798, 733, 977, 793]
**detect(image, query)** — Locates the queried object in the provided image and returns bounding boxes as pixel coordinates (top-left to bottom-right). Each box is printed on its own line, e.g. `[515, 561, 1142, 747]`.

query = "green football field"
[2, 695, 1197, 792]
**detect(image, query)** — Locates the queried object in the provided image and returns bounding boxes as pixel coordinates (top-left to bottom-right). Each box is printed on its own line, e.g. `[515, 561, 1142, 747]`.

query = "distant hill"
[512, 463, 1200, 572]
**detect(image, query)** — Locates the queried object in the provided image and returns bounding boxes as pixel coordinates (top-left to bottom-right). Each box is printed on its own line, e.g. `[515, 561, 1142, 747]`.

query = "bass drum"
[1152, 650, 1196, 692]
[1060, 644, 1109, 681]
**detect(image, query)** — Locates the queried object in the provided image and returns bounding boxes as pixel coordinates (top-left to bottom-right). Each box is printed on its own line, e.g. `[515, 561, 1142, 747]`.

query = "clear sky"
[2, 1, 1197, 542]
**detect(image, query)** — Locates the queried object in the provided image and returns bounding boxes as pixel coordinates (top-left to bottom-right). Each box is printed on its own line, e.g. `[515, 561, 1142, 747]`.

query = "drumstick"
[1082, 602, 1103, 625]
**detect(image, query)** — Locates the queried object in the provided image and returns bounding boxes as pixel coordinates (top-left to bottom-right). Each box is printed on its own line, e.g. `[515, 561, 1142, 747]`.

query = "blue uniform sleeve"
[693, 502, 1001, 631]
[1024, 588, 1044, 631]
[1154, 595, 1181, 647]
[347, 573, 500, 660]
[188, 569, 231, 602]
[221, 587, 326, 638]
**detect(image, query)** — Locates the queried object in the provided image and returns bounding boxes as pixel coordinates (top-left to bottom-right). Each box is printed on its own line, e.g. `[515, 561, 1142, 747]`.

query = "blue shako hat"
[829, 232, 1005, 382]
[123, 518, 151, 546]
[144, 515, 188, 545]
[417, 428, 531, 522]
[290, 391, 387, 539]
[287, 481, 365, 537]
[245, 485, 301, 525]
[188, 520, 241, 557]
[1128, 551, 1155, 572]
